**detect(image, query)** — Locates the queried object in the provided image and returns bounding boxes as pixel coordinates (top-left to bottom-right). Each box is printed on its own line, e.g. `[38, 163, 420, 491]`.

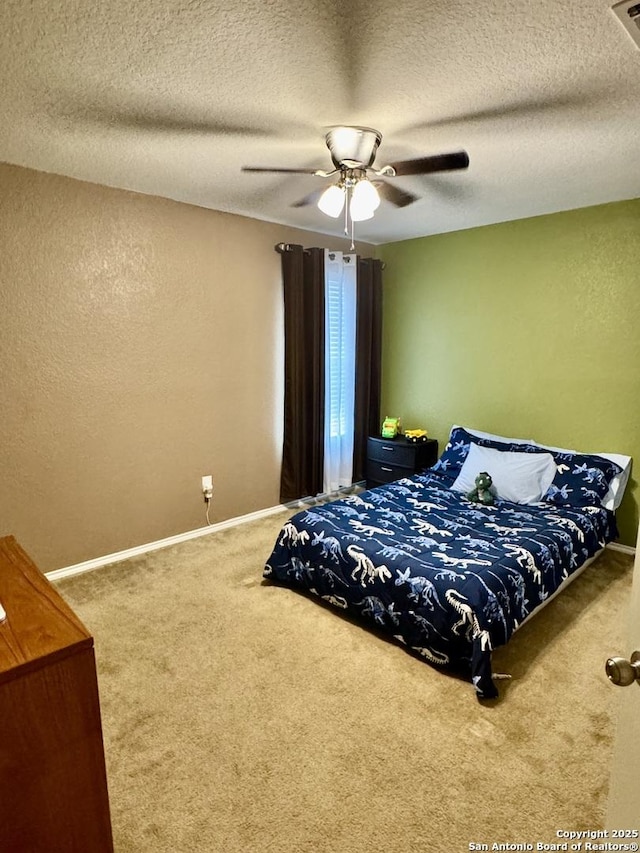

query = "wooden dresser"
[0, 536, 113, 853]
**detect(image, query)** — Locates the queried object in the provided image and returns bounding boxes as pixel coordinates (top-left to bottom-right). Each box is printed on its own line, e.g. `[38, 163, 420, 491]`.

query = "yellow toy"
[404, 429, 428, 443]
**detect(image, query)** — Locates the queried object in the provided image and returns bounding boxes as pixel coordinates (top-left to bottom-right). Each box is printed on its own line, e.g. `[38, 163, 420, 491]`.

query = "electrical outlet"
[201, 475, 213, 501]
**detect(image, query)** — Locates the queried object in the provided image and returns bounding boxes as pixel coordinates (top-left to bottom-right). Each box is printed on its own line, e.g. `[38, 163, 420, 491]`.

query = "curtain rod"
[274, 243, 302, 254]
[274, 243, 385, 268]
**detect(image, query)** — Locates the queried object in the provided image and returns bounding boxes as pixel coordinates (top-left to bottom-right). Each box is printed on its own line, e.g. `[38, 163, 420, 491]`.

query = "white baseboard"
[282, 481, 365, 509]
[607, 541, 636, 556]
[47, 503, 291, 582]
[47, 483, 366, 583]
[47, 489, 635, 583]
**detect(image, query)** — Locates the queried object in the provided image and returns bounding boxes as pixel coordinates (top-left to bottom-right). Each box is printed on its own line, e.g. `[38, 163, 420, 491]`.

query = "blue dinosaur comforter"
[264, 471, 617, 699]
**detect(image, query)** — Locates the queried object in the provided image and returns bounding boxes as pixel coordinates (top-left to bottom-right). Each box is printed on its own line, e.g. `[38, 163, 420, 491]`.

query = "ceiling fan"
[242, 125, 469, 244]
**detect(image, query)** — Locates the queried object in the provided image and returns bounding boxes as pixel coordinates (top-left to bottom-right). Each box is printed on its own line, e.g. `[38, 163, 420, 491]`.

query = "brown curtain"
[352, 257, 383, 482]
[278, 244, 325, 503]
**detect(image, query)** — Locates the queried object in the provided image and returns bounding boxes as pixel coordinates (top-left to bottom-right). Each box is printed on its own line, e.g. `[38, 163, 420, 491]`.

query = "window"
[323, 250, 357, 493]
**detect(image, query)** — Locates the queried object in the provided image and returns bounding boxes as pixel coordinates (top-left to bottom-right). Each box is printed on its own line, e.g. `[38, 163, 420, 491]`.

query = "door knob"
[605, 650, 640, 686]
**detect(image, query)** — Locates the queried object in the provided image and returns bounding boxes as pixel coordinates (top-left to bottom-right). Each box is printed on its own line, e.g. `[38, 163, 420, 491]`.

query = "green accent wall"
[379, 199, 640, 546]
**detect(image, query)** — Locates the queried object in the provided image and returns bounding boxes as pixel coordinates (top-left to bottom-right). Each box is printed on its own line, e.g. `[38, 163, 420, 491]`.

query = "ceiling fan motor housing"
[326, 126, 382, 169]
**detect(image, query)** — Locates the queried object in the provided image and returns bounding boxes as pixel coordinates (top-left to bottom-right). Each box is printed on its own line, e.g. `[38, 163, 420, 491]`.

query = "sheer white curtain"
[323, 249, 357, 493]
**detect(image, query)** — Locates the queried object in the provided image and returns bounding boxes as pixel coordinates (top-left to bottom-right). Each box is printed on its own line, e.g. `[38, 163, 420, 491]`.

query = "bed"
[264, 426, 631, 699]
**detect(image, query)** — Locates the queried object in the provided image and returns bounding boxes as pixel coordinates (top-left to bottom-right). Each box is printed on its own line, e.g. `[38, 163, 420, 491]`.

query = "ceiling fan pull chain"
[344, 186, 349, 237]
[350, 214, 355, 252]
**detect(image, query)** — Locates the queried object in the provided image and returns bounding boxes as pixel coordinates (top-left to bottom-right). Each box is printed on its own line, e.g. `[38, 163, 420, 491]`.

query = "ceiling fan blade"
[399, 91, 604, 135]
[55, 102, 278, 138]
[388, 151, 469, 177]
[105, 117, 270, 136]
[291, 188, 324, 208]
[373, 181, 419, 208]
[242, 166, 327, 175]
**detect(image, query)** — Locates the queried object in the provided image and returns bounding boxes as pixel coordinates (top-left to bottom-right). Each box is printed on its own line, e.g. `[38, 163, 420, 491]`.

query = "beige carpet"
[55, 512, 633, 853]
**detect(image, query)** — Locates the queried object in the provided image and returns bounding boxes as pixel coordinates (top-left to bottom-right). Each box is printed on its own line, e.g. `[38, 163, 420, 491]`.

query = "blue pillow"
[542, 452, 622, 508]
[431, 426, 519, 483]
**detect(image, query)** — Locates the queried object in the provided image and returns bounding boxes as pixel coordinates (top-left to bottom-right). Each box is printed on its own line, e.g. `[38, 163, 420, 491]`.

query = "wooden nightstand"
[366, 435, 439, 489]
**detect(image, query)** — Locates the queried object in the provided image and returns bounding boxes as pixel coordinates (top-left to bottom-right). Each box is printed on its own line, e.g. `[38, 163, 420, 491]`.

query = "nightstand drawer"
[367, 438, 416, 467]
[366, 459, 408, 485]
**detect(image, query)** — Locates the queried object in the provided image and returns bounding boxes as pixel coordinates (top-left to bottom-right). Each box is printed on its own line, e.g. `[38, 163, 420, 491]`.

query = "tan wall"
[0, 163, 371, 570]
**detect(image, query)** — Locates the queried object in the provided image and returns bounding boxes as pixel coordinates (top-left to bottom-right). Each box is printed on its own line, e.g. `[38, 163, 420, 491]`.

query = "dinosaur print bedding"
[264, 470, 618, 699]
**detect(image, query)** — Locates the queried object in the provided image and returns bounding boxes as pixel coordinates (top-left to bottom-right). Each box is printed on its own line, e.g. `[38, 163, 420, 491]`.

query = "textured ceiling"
[1, 0, 639, 244]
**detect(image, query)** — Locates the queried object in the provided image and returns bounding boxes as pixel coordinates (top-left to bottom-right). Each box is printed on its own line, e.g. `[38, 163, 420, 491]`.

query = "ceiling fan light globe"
[317, 184, 345, 217]
[354, 179, 380, 211]
[349, 198, 375, 222]
[349, 179, 379, 221]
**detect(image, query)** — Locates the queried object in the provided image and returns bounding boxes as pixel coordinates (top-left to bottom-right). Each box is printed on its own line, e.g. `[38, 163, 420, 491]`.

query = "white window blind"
[323, 250, 357, 493]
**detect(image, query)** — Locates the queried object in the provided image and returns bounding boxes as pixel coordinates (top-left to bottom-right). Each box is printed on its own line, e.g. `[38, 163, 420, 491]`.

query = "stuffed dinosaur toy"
[467, 471, 495, 506]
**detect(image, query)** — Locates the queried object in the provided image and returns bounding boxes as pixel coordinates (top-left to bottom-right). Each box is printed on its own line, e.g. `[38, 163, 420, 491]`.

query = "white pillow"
[451, 424, 536, 446]
[451, 444, 557, 505]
